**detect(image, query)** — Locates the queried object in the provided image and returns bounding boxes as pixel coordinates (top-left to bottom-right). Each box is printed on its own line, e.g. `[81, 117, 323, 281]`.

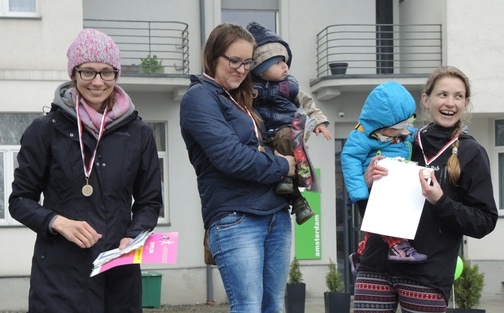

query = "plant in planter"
[447, 259, 485, 313]
[140, 55, 164, 74]
[324, 259, 351, 313]
[285, 257, 306, 313]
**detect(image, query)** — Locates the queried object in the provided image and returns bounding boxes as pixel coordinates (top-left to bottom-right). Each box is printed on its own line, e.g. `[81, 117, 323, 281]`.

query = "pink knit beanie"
[67, 28, 121, 79]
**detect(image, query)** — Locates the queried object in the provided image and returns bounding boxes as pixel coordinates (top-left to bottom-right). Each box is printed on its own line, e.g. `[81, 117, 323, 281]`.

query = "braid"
[447, 121, 462, 186]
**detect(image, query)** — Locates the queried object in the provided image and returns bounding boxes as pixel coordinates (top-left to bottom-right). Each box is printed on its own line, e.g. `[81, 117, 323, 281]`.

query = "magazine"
[90, 231, 179, 277]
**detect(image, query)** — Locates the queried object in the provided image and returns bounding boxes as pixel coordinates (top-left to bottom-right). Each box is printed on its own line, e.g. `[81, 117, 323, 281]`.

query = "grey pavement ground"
[2, 294, 502, 312]
[304, 294, 504, 313]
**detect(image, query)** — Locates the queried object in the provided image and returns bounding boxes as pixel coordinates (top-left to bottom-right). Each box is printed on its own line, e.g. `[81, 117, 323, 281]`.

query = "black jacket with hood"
[9, 81, 163, 313]
[359, 123, 498, 303]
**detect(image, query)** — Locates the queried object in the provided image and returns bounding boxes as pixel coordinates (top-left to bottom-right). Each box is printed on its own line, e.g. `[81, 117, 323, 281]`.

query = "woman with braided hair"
[352, 66, 498, 313]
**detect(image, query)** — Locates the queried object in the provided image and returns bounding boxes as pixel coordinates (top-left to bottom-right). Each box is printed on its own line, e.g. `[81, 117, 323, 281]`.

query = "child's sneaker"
[291, 196, 314, 225]
[388, 241, 427, 263]
[276, 177, 294, 194]
[348, 253, 360, 276]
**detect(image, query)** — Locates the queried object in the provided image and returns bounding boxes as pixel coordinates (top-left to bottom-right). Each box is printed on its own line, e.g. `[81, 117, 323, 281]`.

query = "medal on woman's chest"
[82, 178, 94, 197]
[76, 96, 108, 198]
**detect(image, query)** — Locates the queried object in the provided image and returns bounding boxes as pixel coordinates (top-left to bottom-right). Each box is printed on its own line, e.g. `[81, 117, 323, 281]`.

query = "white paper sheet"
[360, 158, 429, 239]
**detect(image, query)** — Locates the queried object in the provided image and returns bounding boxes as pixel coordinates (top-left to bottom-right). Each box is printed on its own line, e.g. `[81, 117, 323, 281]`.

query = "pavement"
[303, 294, 504, 313]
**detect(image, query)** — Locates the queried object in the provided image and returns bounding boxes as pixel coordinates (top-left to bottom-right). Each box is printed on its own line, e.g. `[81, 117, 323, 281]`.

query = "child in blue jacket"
[341, 82, 427, 275]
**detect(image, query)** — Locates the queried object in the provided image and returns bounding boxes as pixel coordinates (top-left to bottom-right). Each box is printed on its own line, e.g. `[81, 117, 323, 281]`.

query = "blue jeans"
[208, 210, 292, 313]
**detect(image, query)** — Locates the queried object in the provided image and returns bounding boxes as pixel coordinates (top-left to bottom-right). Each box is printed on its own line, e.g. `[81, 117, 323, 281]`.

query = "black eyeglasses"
[222, 55, 256, 70]
[75, 68, 119, 81]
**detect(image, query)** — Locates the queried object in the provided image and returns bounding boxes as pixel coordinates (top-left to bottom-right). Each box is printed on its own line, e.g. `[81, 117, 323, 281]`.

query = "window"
[221, 0, 278, 31]
[1, 0, 39, 18]
[146, 122, 170, 224]
[0, 113, 40, 226]
[495, 120, 504, 214]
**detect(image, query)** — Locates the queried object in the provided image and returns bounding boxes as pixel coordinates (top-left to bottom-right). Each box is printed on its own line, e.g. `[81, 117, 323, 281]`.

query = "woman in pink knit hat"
[9, 28, 163, 313]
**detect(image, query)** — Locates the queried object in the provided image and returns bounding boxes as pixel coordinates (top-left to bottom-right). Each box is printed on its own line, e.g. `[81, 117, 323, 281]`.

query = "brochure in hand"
[90, 231, 179, 277]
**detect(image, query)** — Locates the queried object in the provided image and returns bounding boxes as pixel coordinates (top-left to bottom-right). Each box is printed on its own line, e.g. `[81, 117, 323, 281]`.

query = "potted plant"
[285, 257, 306, 313]
[328, 62, 348, 75]
[324, 259, 351, 313]
[447, 260, 485, 313]
[140, 54, 164, 74]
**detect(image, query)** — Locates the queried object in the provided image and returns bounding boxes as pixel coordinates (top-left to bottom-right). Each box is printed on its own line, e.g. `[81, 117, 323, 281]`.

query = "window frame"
[145, 121, 170, 224]
[0, 146, 21, 226]
[1, 0, 40, 18]
[493, 119, 504, 216]
[221, 0, 279, 31]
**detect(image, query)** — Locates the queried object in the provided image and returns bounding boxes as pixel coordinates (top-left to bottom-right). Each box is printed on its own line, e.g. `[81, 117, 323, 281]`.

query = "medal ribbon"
[76, 95, 108, 185]
[202, 73, 264, 151]
[417, 125, 459, 165]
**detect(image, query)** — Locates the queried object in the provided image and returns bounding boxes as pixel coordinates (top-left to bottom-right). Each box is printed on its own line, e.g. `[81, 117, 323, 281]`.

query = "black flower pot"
[329, 62, 348, 75]
[324, 291, 351, 313]
[285, 283, 306, 313]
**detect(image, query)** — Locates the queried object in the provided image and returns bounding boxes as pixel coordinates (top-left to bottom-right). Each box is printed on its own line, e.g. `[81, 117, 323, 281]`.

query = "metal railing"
[83, 19, 189, 75]
[316, 24, 442, 77]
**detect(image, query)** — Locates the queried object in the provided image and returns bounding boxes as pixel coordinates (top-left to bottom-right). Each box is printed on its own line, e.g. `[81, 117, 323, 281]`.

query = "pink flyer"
[91, 232, 178, 277]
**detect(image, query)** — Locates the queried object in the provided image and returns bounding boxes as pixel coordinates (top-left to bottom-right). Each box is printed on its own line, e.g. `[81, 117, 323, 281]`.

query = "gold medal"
[82, 184, 93, 197]
[258, 145, 265, 152]
[422, 169, 431, 180]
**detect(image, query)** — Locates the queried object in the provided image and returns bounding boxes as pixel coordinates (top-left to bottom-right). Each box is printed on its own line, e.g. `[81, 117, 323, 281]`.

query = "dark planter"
[446, 309, 486, 313]
[324, 291, 351, 313]
[285, 283, 306, 313]
[329, 62, 348, 75]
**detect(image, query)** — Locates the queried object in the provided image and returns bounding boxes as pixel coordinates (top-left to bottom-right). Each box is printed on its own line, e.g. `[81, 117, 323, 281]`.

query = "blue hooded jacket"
[341, 81, 417, 203]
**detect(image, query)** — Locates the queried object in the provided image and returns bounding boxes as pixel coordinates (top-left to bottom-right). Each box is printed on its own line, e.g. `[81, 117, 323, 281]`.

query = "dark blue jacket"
[180, 75, 290, 229]
[253, 74, 299, 139]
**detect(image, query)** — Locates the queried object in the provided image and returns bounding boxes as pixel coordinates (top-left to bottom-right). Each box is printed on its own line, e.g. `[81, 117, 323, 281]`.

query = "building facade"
[0, 0, 503, 310]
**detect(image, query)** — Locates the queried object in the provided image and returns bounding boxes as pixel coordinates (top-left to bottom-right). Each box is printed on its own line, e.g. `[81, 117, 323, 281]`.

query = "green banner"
[294, 170, 322, 260]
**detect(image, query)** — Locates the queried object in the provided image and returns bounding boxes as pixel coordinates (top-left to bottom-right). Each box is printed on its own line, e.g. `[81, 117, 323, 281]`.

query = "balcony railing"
[316, 24, 442, 78]
[83, 19, 189, 75]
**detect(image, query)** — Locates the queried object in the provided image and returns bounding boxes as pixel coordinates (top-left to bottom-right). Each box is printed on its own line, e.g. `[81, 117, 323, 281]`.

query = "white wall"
[446, 0, 504, 114]
[0, 0, 82, 71]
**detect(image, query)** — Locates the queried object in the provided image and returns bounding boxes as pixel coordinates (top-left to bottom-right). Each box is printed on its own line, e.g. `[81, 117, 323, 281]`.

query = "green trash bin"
[141, 271, 162, 308]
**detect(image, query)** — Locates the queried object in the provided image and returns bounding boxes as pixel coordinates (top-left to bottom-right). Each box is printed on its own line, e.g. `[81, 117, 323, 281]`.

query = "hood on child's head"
[359, 81, 417, 136]
[246, 21, 292, 70]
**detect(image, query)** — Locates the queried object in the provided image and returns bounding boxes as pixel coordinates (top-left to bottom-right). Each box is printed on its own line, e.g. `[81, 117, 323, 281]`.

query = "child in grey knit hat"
[247, 22, 332, 225]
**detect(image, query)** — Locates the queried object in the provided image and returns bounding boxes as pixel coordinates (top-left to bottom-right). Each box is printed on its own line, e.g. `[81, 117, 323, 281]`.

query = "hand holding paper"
[91, 231, 178, 277]
[360, 157, 429, 240]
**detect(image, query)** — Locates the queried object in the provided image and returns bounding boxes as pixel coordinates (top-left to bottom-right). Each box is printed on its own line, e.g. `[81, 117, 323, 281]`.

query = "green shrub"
[288, 257, 303, 284]
[140, 55, 163, 73]
[453, 260, 484, 309]
[325, 259, 344, 293]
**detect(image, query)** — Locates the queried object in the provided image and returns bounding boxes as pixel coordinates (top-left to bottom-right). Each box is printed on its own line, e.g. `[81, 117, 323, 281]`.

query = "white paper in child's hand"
[360, 157, 428, 240]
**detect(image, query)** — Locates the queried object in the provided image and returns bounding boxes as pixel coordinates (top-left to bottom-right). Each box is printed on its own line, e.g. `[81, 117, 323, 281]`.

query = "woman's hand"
[119, 237, 134, 250]
[51, 215, 102, 248]
[419, 169, 443, 204]
[364, 155, 387, 188]
[275, 150, 296, 177]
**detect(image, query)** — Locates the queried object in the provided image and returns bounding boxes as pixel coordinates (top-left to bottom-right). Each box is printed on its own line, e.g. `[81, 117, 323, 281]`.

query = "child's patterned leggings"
[353, 271, 447, 313]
